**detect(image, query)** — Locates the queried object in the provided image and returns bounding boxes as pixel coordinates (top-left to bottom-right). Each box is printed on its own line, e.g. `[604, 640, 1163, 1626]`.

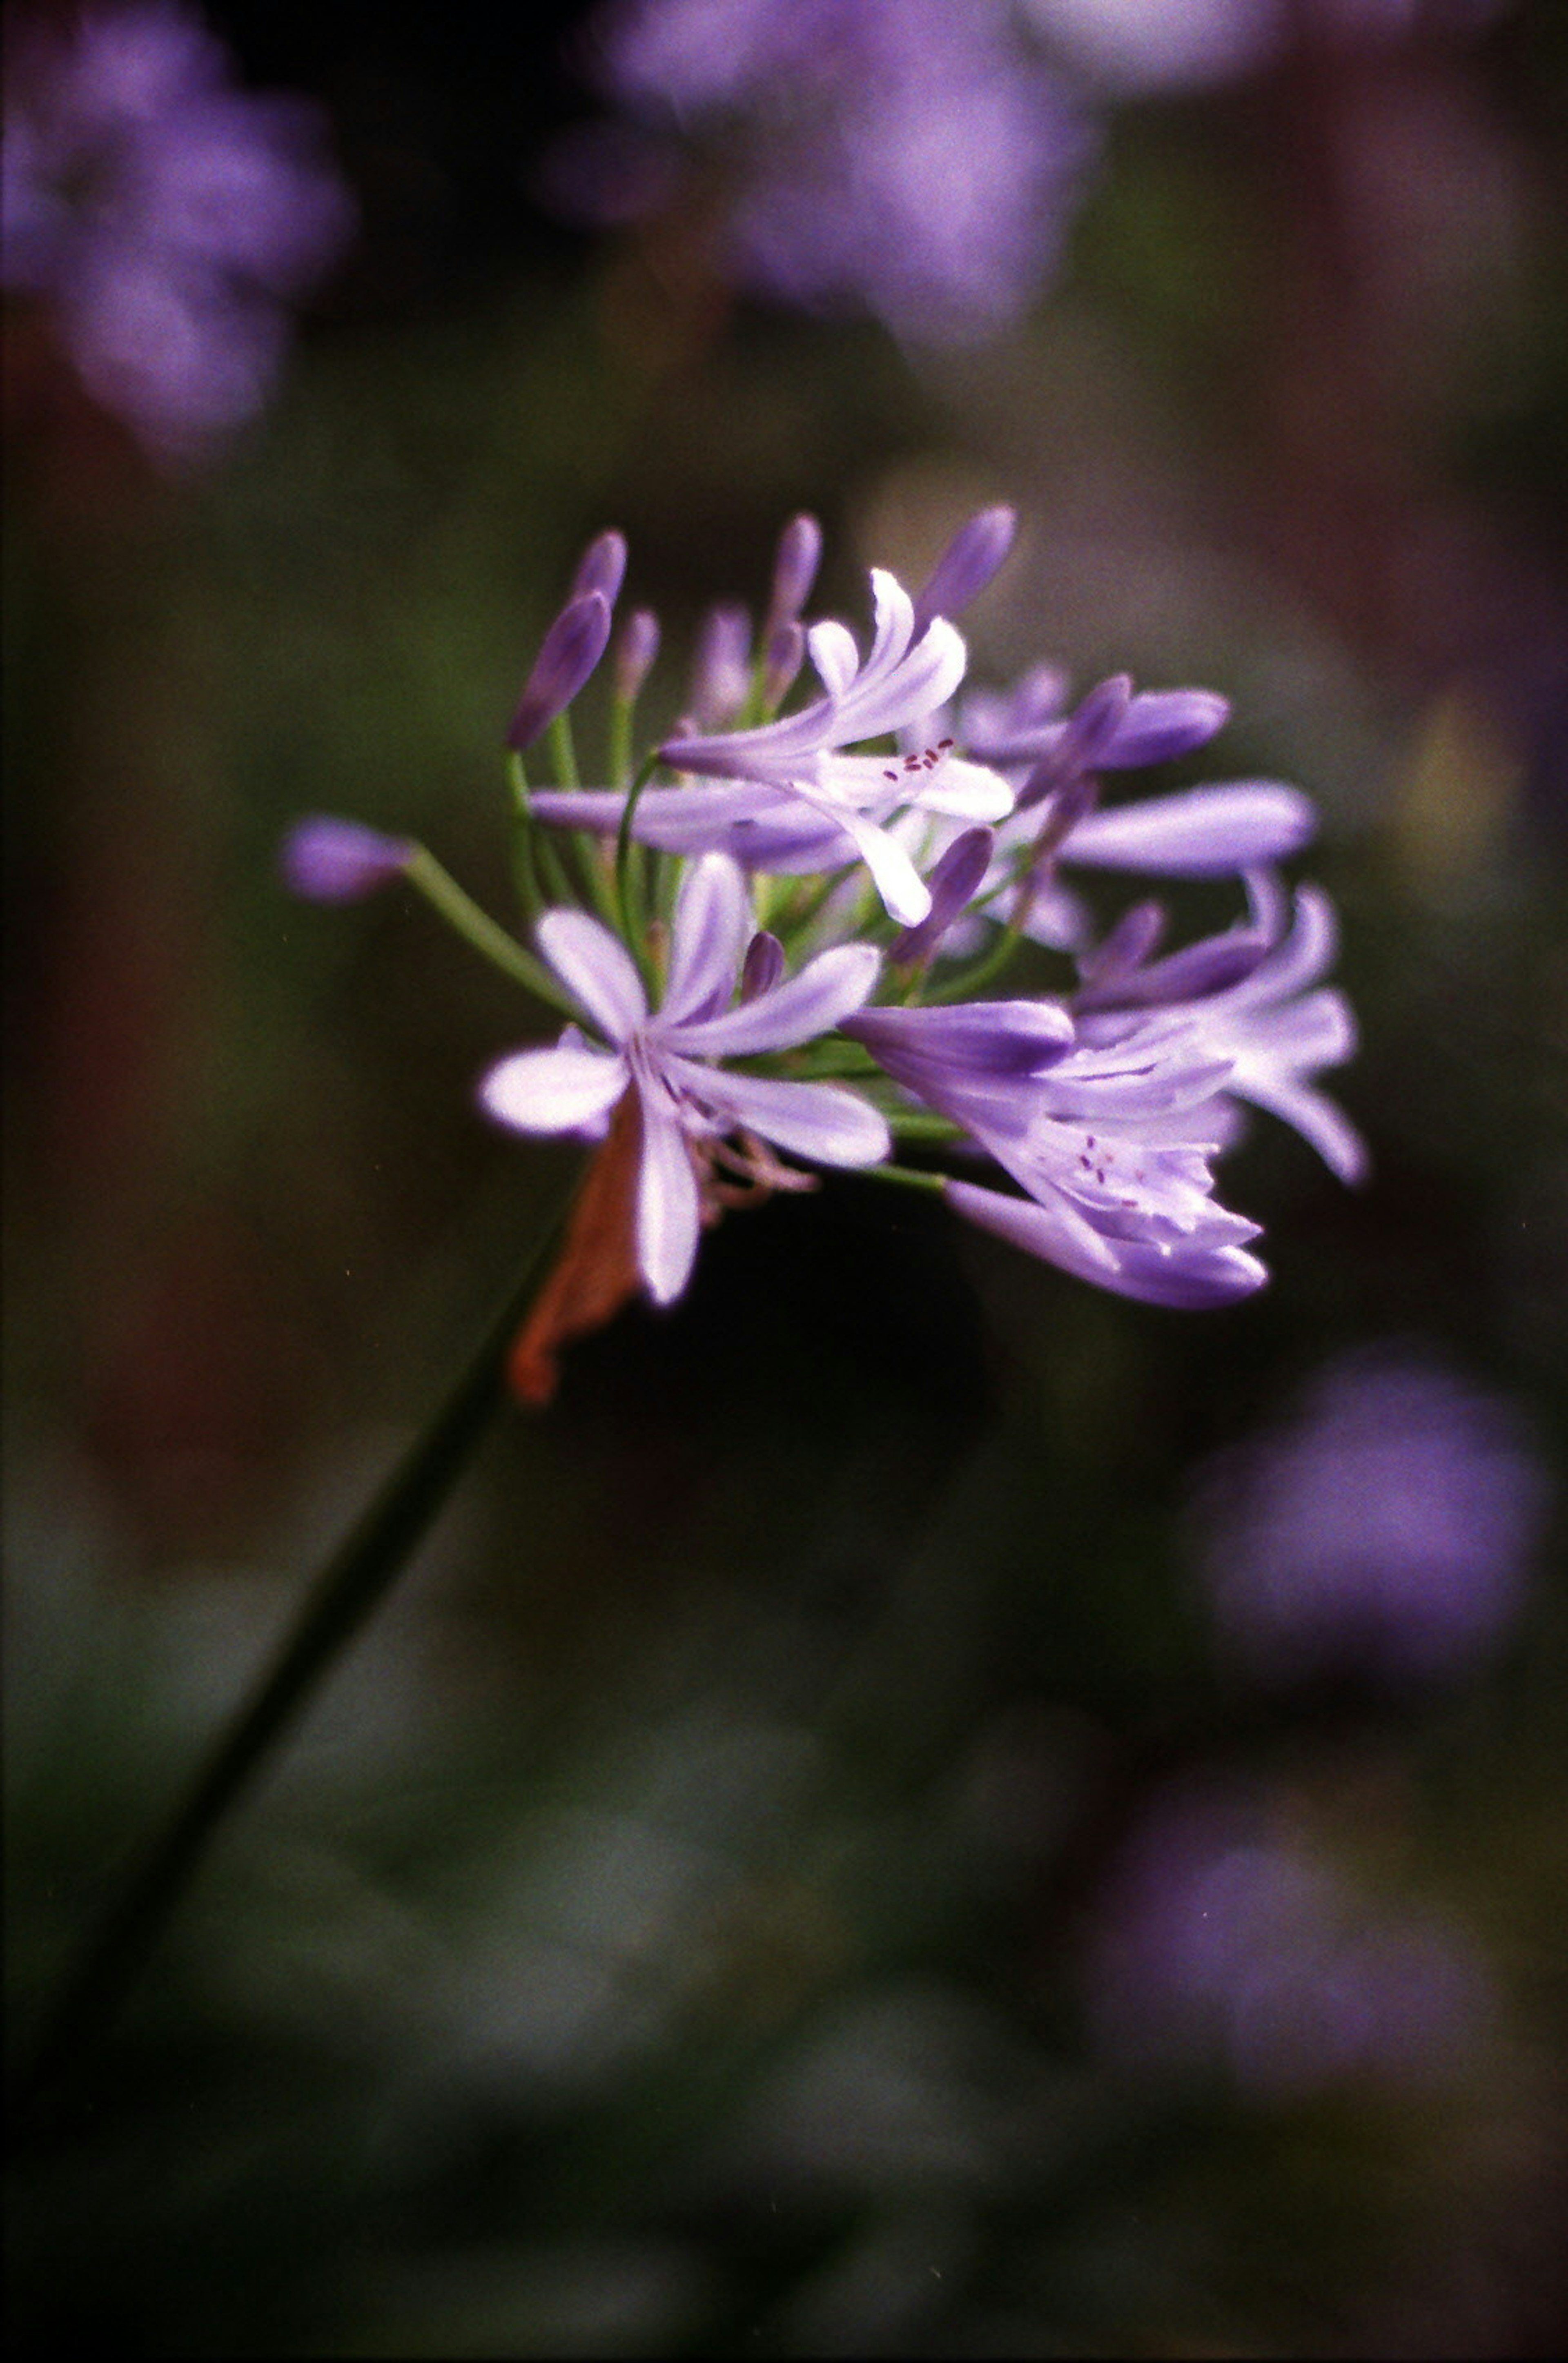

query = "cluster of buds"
[285, 506, 1363, 1395]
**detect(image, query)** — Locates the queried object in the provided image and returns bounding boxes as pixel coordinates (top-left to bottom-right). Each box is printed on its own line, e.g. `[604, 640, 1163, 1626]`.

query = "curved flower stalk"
[480, 855, 890, 1305]
[284, 505, 1363, 1345]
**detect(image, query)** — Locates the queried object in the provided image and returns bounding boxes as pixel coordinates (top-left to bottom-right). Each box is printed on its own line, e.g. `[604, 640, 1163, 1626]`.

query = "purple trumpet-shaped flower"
[507, 591, 614, 751]
[533, 566, 1014, 926]
[845, 997, 1267, 1307]
[479, 854, 890, 1304]
[1189, 1348, 1551, 1685]
[1075, 872, 1367, 1183]
[1, 2, 354, 461]
[281, 815, 412, 902]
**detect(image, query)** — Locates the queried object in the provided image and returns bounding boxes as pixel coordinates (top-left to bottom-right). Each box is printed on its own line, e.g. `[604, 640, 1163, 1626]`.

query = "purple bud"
[1078, 900, 1167, 987]
[507, 590, 613, 750]
[739, 929, 785, 1003]
[690, 602, 753, 729]
[912, 505, 1018, 633]
[570, 529, 628, 608]
[1076, 927, 1272, 1014]
[1102, 687, 1230, 769]
[763, 619, 805, 710]
[1064, 674, 1134, 769]
[891, 826, 995, 964]
[615, 606, 661, 701]
[281, 816, 412, 902]
[765, 512, 823, 633]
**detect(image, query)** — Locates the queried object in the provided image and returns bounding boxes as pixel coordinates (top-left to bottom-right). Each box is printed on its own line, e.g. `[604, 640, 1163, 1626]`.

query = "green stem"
[505, 752, 543, 926]
[856, 1160, 947, 1195]
[12, 1180, 576, 2120]
[546, 709, 580, 790]
[403, 846, 575, 1016]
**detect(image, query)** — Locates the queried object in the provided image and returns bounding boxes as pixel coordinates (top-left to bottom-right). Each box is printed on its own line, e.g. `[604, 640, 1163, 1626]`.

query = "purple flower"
[281, 815, 411, 902]
[1074, 871, 1366, 1182]
[508, 591, 615, 751]
[534, 564, 1016, 926]
[1190, 1348, 1552, 1684]
[479, 854, 890, 1303]
[845, 996, 1268, 1307]
[548, 0, 1094, 346]
[1087, 1783, 1493, 2097]
[2, 3, 355, 460]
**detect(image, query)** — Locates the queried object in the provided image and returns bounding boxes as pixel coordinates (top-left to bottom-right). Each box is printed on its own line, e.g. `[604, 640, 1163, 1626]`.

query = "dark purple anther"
[507, 591, 613, 750]
[281, 816, 412, 901]
[765, 512, 824, 635]
[615, 606, 661, 702]
[739, 929, 786, 1003]
[911, 505, 1017, 633]
[570, 529, 629, 608]
[891, 826, 994, 964]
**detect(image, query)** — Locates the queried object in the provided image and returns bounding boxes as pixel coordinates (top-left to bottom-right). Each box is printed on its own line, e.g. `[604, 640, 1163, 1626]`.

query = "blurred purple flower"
[1025, 0, 1513, 97]
[1189, 1348, 1552, 1683]
[1087, 1783, 1493, 2096]
[547, 0, 1094, 345]
[281, 815, 412, 902]
[2, 2, 354, 460]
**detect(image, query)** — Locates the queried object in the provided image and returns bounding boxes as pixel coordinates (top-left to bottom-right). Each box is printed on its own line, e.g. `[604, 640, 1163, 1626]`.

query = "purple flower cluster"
[285, 504, 1363, 1318]
[1190, 1347, 1551, 1683]
[545, 0, 1094, 345]
[2, 3, 354, 459]
[1087, 1783, 1493, 2098]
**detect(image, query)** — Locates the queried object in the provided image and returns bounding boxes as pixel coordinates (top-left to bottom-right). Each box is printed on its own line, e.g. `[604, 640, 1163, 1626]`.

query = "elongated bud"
[1078, 899, 1166, 987]
[570, 528, 628, 608]
[1105, 687, 1229, 769]
[615, 606, 660, 701]
[507, 590, 612, 750]
[765, 512, 823, 635]
[739, 929, 785, 1002]
[690, 602, 752, 729]
[762, 619, 805, 710]
[891, 826, 994, 964]
[911, 504, 1017, 632]
[1063, 673, 1133, 770]
[281, 816, 412, 901]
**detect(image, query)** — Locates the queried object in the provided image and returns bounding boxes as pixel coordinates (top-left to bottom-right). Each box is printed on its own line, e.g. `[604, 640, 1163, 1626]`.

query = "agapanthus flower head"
[2, 2, 355, 460]
[1189, 1347, 1551, 1684]
[290, 505, 1361, 1373]
[546, 0, 1095, 346]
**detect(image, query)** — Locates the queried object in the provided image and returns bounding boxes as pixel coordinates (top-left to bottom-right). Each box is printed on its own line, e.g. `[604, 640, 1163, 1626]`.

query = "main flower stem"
[13, 1179, 575, 2121]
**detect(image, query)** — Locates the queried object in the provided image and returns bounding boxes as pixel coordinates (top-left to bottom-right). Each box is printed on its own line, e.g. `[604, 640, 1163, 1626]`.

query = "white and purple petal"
[479, 1041, 628, 1134]
[536, 908, 648, 1041]
[670, 941, 882, 1058]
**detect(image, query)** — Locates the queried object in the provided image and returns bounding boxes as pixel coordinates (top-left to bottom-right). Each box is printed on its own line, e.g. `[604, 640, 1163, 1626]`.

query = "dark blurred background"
[5, 2, 1567, 2353]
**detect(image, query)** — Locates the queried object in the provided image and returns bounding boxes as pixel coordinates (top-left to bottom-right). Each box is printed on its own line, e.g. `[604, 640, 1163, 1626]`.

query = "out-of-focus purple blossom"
[615, 606, 662, 702]
[479, 853, 890, 1304]
[1189, 1348, 1552, 1683]
[764, 512, 824, 637]
[548, 0, 1095, 346]
[1024, 0, 1510, 97]
[911, 503, 1019, 634]
[688, 603, 754, 731]
[508, 591, 615, 751]
[846, 996, 1269, 1307]
[570, 528, 630, 608]
[281, 816, 412, 902]
[1, 2, 355, 460]
[1087, 1783, 1494, 2095]
[1074, 871, 1367, 1182]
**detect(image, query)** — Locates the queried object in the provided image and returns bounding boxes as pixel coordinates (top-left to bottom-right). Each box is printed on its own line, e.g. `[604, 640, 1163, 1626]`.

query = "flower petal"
[479, 1043, 628, 1133]
[662, 852, 750, 1026]
[946, 1180, 1268, 1307]
[1065, 784, 1318, 875]
[677, 1063, 891, 1167]
[537, 908, 648, 1040]
[635, 1099, 701, 1304]
[670, 942, 882, 1056]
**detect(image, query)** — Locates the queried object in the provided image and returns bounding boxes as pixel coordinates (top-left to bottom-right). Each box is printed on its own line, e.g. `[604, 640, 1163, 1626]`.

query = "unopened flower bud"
[765, 512, 823, 635]
[912, 504, 1017, 633]
[690, 602, 752, 730]
[507, 590, 612, 750]
[739, 929, 785, 1002]
[762, 619, 805, 710]
[281, 816, 412, 901]
[891, 826, 993, 964]
[570, 528, 628, 608]
[615, 606, 661, 701]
